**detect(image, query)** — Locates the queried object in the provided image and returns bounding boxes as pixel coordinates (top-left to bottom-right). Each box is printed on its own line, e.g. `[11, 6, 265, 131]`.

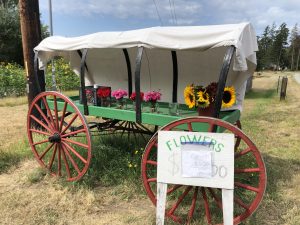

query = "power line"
[171, 0, 178, 25]
[168, 0, 175, 25]
[152, 0, 163, 26]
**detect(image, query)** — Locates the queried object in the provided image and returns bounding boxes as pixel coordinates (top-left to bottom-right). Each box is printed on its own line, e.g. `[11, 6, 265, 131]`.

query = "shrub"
[45, 58, 80, 91]
[0, 62, 26, 97]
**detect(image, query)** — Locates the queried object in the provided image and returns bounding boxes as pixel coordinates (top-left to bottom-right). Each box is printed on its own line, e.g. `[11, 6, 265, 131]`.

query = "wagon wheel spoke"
[62, 142, 88, 164]
[29, 128, 51, 136]
[48, 144, 57, 170]
[41, 96, 55, 126]
[234, 182, 260, 193]
[235, 168, 261, 173]
[33, 138, 50, 146]
[201, 187, 212, 224]
[39, 143, 55, 160]
[61, 114, 78, 134]
[187, 122, 193, 131]
[53, 95, 59, 129]
[27, 91, 92, 182]
[141, 117, 266, 224]
[146, 160, 157, 166]
[30, 115, 53, 133]
[187, 187, 198, 222]
[62, 138, 89, 149]
[61, 143, 81, 174]
[168, 186, 192, 216]
[59, 101, 68, 132]
[167, 184, 182, 194]
[235, 147, 252, 159]
[57, 144, 62, 176]
[207, 187, 223, 209]
[234, 196, 249, 210]
[61, 129, 86, 138]
[147, 178, 157, 183]
[33, 103, 56, 131]
[60, 144, 71, 178]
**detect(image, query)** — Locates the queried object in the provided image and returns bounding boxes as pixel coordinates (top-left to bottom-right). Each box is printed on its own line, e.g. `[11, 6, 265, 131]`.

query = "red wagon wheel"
[141, 117, 266, 224]
[234, 120, 242, 150]
[27, 91, 92, 182]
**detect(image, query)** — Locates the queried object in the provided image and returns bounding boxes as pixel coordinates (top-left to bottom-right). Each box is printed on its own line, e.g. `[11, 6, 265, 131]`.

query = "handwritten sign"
[181, 144, 213, 178]
[156, 131, 235, 225]
[157, 131, 234, 189]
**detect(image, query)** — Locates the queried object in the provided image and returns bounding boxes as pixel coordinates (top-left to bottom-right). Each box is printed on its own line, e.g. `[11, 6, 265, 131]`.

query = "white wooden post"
[156, 182, 168, 225]
[222, 189, 234, 225]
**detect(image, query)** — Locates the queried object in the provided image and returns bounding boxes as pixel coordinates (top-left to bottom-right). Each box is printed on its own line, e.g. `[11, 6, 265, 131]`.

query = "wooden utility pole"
[19, 0, 45, 106]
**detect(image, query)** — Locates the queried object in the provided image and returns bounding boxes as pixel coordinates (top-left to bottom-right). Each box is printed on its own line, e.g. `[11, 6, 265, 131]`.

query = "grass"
[0, 95, 27, 107]
[0, 90, 78, 107]
[0, 71, 299, 224]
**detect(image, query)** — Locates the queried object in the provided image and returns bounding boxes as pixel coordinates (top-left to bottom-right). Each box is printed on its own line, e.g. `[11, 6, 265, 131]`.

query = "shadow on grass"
[243, 153, 300, 225]
[0, 140, 32, 174]
[73, 132, 152, 193]
[245, 89, 276, 100]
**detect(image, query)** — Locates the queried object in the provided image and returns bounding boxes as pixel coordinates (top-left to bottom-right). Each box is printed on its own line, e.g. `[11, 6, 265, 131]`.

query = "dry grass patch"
[0, 72, 300, 224]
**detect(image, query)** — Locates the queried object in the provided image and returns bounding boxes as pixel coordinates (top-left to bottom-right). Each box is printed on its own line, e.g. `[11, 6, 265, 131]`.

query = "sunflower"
[184, 85, 196, 108]
[197, 90, 210, 108]
[222, 86, 236, 108]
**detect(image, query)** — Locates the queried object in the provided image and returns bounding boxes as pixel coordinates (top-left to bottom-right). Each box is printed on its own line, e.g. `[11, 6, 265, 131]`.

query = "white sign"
[157, 131, 234, 189]
[156, 131, 235, 225]
[181, 144, 213, 178]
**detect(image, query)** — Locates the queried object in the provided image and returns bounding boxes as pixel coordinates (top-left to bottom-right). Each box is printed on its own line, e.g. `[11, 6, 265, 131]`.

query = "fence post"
[280, 77, 288, 100]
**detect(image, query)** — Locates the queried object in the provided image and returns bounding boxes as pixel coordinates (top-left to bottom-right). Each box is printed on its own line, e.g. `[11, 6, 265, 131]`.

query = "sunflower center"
[223, 91, 231, 103]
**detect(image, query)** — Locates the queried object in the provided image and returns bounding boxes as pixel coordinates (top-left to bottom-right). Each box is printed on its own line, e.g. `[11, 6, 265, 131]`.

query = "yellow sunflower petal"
[184, 85, 196, 108]
[222, 86, 236, 108]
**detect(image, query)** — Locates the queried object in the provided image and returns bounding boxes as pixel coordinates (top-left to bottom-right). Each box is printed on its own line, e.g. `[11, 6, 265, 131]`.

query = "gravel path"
[294, 72, 300, 84]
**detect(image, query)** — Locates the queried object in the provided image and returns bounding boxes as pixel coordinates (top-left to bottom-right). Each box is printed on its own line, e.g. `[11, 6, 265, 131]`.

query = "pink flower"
[144, 91, 162, 102]
[111, 89, 128, 100]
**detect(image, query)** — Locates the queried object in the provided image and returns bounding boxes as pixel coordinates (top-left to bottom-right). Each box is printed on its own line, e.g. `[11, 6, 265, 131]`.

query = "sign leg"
[156, 182, 168, 225]
[222, 189, 233, 225]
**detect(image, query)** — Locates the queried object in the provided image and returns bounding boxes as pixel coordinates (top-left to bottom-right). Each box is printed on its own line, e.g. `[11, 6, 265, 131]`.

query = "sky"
[39, 0, 300, 37]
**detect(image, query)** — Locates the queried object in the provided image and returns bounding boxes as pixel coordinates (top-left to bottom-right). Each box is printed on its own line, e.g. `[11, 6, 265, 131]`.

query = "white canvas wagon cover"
[34, 22, 258, 111]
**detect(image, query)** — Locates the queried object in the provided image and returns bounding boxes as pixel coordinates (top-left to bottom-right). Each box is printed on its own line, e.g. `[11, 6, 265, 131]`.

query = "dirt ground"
[0, 71, 299, 225]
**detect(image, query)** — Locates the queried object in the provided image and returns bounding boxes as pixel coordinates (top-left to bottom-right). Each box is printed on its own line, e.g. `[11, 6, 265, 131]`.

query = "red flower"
[97, 88, 111, 98]
[130, 92, 144, 101]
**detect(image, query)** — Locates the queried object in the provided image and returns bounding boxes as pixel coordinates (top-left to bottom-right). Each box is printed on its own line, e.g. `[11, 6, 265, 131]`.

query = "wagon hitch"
[48, 133, 61, 143]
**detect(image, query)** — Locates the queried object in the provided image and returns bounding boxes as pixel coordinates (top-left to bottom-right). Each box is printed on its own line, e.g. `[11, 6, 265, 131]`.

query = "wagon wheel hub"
[48, 132, 61, 143]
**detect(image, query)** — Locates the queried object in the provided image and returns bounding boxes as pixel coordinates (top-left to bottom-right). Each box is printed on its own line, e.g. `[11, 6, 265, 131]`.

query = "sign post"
[156, 131, 235, 225]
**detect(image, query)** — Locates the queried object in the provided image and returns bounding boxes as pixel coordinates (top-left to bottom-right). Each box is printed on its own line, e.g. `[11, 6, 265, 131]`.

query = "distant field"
[0, 71, 299, 224]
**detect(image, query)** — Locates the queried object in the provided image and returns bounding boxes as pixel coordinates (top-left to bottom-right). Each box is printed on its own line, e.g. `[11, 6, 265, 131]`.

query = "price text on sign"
[157, 131, 234, 189]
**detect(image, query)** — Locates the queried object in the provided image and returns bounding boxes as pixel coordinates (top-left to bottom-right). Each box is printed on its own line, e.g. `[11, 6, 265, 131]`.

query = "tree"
[0, 0, 23, 65]
[272, 23, 289, 69]
[290, 24, 299, 70]
[0, 0, 49, 65]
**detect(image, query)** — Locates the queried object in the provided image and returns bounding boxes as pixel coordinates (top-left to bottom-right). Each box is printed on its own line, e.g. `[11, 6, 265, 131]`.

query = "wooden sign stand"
[156, 131, 235, 225]
[156, 184, 233, 225]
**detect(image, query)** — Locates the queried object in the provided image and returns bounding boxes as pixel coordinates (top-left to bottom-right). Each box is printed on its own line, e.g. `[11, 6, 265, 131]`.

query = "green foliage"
[0, 0, 50, 65]
[257, 22, 300, 71]
[0, 62, 26, 97]
[0, 2, 23, 65]
[45, 58, 80, 91]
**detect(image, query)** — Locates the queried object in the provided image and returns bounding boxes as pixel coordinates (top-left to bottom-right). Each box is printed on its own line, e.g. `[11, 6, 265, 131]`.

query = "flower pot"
[197, 104, 215, 117]
[100, 97, 110, 107]
[149, 101, 159, 113]
[116, 98, 126, 109]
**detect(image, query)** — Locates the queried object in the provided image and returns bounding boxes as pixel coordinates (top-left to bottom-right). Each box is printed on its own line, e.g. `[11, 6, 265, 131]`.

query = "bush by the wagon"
[0, 62, 26, 97]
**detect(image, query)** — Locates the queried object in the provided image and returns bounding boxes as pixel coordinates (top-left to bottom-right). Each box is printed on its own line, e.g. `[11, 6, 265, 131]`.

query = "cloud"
[40, 0, 203, 25]
[40, 0, 300, 34]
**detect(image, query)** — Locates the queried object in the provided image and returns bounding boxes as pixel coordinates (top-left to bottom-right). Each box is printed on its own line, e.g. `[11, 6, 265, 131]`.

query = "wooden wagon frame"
[28, 22, 266, 224]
